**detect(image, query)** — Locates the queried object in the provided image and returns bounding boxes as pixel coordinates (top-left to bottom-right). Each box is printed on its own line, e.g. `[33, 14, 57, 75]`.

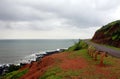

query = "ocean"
[0, 39, 77, 65]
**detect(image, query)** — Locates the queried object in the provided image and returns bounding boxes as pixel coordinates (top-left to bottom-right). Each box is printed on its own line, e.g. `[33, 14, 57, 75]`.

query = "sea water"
[0, 39, 77, 65]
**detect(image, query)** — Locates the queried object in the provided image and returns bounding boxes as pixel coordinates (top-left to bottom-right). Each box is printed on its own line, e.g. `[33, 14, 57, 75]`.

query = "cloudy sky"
[0, 0, 120, 39]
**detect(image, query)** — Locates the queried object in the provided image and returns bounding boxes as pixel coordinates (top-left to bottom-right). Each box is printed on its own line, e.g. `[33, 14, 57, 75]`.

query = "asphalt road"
[84, 40, 120, 58]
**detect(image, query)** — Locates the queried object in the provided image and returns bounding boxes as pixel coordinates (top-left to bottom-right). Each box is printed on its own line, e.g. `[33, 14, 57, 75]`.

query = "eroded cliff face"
[92, 20, 120, 48]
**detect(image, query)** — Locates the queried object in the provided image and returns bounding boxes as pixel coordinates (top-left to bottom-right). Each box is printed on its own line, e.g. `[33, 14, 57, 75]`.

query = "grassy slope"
[40, 49, 120, 79]
[99, 20, 120, 37]
[92, 20, 120, 48]
[1, 69, 28, 79]
[67, 40, 88, 51]
[39, 40, 120, 79]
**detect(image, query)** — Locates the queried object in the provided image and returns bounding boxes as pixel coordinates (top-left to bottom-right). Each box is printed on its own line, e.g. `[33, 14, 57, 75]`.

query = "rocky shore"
[0, 49, 65, 76]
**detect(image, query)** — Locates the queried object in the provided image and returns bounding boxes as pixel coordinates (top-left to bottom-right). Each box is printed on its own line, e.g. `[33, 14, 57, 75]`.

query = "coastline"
[0, 48, 66, 75]
[0, 39, 76, 65]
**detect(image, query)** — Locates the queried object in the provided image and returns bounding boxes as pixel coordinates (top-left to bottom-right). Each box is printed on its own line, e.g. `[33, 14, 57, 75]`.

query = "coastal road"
[84, 40, 120, 58]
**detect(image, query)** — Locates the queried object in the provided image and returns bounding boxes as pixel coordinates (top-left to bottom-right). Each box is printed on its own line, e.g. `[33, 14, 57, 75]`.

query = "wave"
[19, 48, 67, 64]
[0, 48, 67, 67]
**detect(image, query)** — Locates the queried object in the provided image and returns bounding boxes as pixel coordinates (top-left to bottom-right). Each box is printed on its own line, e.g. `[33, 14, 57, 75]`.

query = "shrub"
[7, 65, 21, 73]
[3, 69, 28, 79]
[67, 40, 88, 51]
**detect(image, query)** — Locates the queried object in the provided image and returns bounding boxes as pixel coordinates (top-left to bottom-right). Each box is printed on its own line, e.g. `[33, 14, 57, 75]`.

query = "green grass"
[68, 49, 90, 59]
[39, 66, 63, 79]
[67, 40, 88, 51]
[61, 70, 82, 76]
[40, 49, 89, 79]
[112, 35, 118, 40]
[97, 20, 120, 41]
[2, 69, 28, 79]
[69, 43, 118, 65]
[39, 66, 83, 79]
[69, 48, 118, 67]
[71, 49, 120, 78]
[99, 20, 120, 32]
[40, 48, 120, 79]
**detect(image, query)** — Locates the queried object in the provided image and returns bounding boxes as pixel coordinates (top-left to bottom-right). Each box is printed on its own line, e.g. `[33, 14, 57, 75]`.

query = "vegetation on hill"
[1, 69, 28, 79]
[67, 40, 88, 51]
[92, 20, 120, 47]
[39, 40, 120, 79]
[7, 65, 21, 73]
[39, 48, 120, 79]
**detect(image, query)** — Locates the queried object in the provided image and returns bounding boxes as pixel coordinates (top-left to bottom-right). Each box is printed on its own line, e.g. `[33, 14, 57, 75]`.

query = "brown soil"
[19, 51, 112, 79]
[19, 56, 55, 79]
[61, 58, 87, 70]
[19, 52, 88, 79]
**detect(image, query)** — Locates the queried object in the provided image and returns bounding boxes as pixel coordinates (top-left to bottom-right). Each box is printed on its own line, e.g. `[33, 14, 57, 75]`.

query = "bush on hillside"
[2, 69, 28, 79]
[67, 40, 88, 51]
[7, 65, 21, 73]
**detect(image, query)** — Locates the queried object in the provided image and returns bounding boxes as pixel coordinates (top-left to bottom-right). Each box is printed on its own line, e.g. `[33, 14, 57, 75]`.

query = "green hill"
[92, 20, 120, 48]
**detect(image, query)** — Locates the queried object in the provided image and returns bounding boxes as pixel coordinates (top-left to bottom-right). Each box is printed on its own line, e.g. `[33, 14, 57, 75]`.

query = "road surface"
[84, 40, 120, 58]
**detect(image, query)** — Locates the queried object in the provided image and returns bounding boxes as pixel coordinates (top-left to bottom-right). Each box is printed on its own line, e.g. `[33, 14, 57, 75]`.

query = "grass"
[99, 20, 120, 32]
[39, 66, 84, 79]
[67, 40, 88, 51]
[40, 48, 120, 79]
[3, 39, 119, 79]
[39, 49, 89, 79]
[2, 69, 28, 79]
[72, 49, 120, 78]
[68, 49, 90, 59]
[39, 66, 63, 79]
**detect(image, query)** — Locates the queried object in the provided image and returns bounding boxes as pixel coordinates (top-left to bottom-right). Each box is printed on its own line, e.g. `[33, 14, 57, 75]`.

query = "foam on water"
[0, 39, 77, 66]
[19, 51, 47, 63]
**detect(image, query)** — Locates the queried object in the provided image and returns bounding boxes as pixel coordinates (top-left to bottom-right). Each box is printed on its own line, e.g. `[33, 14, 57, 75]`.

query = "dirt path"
[84, 40, 120, 58]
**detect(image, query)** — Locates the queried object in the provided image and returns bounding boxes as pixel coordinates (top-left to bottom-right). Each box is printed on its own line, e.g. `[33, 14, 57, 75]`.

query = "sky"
[0, 0, 120, 39]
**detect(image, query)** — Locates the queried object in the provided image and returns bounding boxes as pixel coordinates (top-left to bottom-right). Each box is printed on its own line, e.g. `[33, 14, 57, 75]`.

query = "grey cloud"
[94, 0, 120, 10]
[0, 0, 57, 21]
[22, 0, 119, 27]
[0, 20, 58, 31]
[0, 0, 120, 31]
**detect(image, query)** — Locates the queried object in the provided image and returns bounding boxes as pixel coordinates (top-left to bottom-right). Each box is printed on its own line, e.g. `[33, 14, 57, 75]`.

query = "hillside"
[92, 20, 120, 48]
[1, 40, 120, 79]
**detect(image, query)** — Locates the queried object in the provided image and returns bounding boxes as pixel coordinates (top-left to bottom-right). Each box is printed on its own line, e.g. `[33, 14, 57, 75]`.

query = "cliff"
[92, 20, 120, 48]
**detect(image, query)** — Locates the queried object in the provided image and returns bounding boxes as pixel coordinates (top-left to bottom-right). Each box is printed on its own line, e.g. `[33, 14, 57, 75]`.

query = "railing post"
[88, 48, 90, 55]
[91, 50, 94, 57]
[99, 52, 107, 66]
[94, 51, 99, 61]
